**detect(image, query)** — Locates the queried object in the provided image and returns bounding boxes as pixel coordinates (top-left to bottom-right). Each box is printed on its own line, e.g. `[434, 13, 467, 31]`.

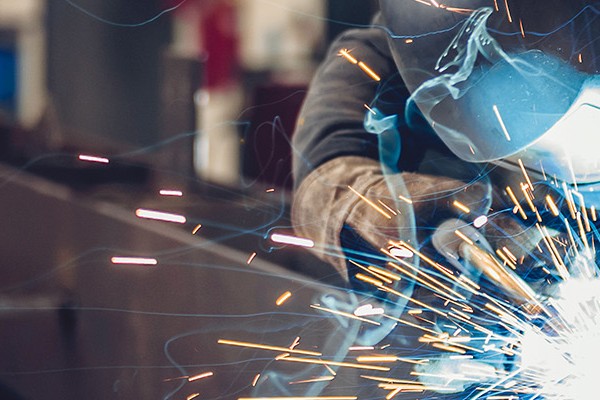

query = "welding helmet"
[379, 0, 600, 196]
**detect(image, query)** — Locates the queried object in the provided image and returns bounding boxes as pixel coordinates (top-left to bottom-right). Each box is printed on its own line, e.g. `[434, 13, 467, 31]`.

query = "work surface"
[0, 165, 408, 400]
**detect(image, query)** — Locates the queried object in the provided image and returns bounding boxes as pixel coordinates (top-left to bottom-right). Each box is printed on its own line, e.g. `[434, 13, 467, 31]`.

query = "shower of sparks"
[225, 181, 600, 399]
[270, 233, 315, 248]
[78, 154, 109, 164]
[110, 256, 157, 265]
[135, 208, 186, 224]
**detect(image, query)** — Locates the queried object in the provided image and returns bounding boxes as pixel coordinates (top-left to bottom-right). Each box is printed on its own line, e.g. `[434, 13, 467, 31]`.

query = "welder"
[292, 0, 599, 293]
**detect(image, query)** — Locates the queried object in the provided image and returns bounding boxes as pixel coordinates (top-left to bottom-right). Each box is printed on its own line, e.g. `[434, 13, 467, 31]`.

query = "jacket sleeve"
[291, 14, 403, 188]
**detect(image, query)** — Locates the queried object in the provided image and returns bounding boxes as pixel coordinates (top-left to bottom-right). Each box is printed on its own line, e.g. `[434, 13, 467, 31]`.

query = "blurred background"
[0, 1, 381, 399]
[0, 0, 377, 189]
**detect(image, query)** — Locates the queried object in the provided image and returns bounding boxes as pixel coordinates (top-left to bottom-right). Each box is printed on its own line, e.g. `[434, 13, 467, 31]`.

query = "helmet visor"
[380, 1, 599, 163]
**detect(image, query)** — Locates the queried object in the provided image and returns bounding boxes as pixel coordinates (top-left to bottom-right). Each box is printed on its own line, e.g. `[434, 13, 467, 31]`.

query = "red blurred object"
[200, 1, 239, 89]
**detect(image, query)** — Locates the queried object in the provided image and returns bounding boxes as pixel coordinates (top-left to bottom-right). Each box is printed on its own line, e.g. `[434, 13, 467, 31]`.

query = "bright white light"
[389, 246, 414, 258]
[78, 154, 109, 164]
[270, 233, 314, 248]
[135, 208, 186, 224]
[111, 257, 157, 265]
[159, 190, 183, 197]
[473, 215, 488, 228]
[520, 278, 600, 400]
[354, 304, 384, 317]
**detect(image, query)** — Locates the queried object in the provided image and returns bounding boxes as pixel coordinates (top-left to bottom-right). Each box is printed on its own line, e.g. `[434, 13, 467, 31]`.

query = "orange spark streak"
[278, 356, 390, 372]
[453, 200, 471, 214]
[276, 291, 292, 306]
[347, 185, 391, 219]
[188, 371, 213, 381]
[217, 339, 321, 356]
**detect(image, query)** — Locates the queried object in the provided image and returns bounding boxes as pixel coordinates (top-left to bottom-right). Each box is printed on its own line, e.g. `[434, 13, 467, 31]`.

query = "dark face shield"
[379, 1, 600, 185]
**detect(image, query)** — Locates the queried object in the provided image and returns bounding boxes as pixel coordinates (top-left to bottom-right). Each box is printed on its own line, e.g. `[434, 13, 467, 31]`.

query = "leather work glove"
[291, 155, 492, 280]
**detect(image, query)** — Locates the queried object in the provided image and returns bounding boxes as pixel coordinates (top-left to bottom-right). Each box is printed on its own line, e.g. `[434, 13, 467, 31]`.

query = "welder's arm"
[291, 18, 489, 278]
[293, 156, 490, 279]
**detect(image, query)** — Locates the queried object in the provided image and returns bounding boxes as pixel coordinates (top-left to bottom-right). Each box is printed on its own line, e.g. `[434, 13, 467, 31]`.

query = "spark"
[110, 256, 157, 266]
[517, 159, 534, 194]
[354, 304, 385, 317]
[338, 49, 381, 82]
[473, 215, 488, 228]
[503, 0, 513, 22]
[288, 336, 301, 350]
[546, 195, 560, 217]
[277, 356, 390, 372]
[78, 154, 109, 164]
[492, 104, 512, 141]
[289, 376, 335, 385]
[310, 304, 380, 326]
[378, 200, 398, 216]
[188, 371, 213, 382]
[398, 194, 413, 204]
[275, 291, 292, 306]
[348, 346, 374, 351]
[266, 188, 275, 193]
[356, 355, 398, 363]
[357, 62, 381, 82]
[135, 208, 186, 224]
[159, 189, 183, 197]
[338, 49, 358, 64]
[238, 397, 357, 400]
[270, 233, 314, 248]
[505, 186, 527, 220]
[455, 229, 474, 245]
[252, 373, 261, 387]
[217, 339, 322, 356]
[453, 200, 471, 214]
[347, 185, 391, 219]
[364, 104, 377, 115]
[186, 394, 200, 400]
[192, 224, 202, 234]
[519, 19, 525, 37]
[246, 252, 257, 264]
[388, 246, 414, 258]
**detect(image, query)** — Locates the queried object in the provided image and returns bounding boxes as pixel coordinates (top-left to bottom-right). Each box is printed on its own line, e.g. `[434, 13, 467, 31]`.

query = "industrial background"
[0, 1, 378, 399]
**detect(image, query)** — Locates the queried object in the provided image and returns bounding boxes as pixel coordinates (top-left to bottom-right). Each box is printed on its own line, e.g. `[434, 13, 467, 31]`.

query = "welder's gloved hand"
[292, 156, 492, 280]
